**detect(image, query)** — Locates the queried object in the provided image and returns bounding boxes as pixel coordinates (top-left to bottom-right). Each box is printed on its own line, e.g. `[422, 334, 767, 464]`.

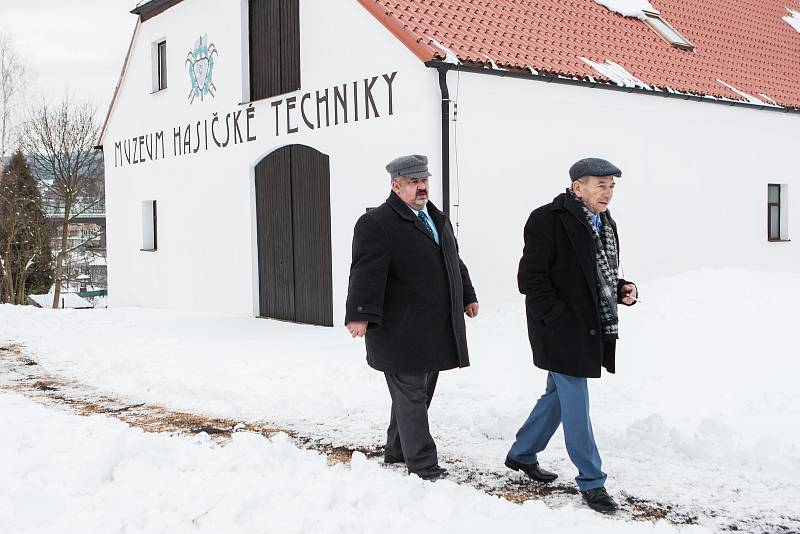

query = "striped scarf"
[569, 190, 619, 337]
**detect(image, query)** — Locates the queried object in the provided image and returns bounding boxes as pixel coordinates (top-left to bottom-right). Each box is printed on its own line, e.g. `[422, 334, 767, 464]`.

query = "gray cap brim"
[386, 154, 432, 179]
[569, 157, 622, 181]
[398, 166, 432, 179]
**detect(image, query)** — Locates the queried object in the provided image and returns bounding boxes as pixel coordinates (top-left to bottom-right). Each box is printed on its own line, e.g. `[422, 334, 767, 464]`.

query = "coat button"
[357, 306, 363, 312]
[589, 329, 597, 336]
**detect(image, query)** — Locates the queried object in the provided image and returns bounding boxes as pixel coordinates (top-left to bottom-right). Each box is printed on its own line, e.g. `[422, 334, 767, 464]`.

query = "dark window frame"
[248, 0, 300, 102]
[643, 11, 695, 51]
[156, 40, 167, 91]
[768, 184, 782, 242]
[141, 200, 158, 252]
[152, 200, 158, 251]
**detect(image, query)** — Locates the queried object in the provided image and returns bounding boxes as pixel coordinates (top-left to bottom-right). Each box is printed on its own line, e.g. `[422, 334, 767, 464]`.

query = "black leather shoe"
[581, 487, 618, 513]
[504, 456, 558, 482]
[384, 453, 405, 464]
[412, 465, 449, 481]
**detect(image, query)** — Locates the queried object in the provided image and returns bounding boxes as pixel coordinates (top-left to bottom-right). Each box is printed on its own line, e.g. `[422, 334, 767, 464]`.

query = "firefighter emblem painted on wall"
[186, 35, 218, 104]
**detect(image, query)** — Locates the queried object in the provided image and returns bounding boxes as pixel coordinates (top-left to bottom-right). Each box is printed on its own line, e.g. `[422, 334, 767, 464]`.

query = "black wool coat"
[518, 191, 635, 378]
[345, 192, 478, 374]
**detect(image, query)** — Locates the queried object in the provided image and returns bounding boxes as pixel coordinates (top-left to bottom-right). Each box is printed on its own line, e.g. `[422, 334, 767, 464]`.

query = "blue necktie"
[417, 211, 435, 240]
[591, 213, 601, 234]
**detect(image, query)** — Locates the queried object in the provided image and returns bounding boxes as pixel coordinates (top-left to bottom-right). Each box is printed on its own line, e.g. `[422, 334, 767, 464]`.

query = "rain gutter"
[436, 66, 451, 216]
[425, 61, 800, 115]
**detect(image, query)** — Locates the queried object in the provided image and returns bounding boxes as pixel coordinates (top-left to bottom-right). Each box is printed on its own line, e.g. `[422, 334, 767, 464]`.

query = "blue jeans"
[507, 371, 607, 491]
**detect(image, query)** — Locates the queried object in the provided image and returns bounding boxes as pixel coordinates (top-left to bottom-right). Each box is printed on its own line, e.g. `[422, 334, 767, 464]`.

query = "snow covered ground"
[1, 268, 798, 532]
[0, 392, 700, 533]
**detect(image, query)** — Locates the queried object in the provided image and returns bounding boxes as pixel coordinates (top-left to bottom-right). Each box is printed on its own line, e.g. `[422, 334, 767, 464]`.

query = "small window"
[768, 184, 789, 242]
[249, 0, 300, 101]
[141, 200, 157, 251]
[153, 40, 167, 92]
[643, 11, 694, 51]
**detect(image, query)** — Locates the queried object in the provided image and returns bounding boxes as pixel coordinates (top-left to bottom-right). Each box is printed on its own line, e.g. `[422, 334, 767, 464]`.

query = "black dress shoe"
[412, 465, 449, 481]
[504, 456, 558, 482]
[581, 487, 618, 513]
[384, 454, 405, 464]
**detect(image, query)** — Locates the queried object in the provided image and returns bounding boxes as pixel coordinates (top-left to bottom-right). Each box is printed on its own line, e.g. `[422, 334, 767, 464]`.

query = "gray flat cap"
[569, 157, 622, 181]
[386, 154, 432, 179]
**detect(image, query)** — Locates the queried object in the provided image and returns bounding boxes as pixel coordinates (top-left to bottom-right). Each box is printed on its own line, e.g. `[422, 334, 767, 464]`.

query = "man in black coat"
[345, 154, 479, 481]
[505, 158, 637, 513]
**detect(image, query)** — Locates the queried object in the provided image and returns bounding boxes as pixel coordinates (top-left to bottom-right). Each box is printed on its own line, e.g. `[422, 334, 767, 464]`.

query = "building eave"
[97, 19, 140, 147]
[131, 0, 185, 22]
[355, 0, 440, 63]
[426, 61, 800, 116]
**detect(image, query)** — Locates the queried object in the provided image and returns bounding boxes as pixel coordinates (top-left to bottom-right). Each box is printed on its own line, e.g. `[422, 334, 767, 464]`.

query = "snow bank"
[593, 0, 657, 20]
[0, 393, 699, 533]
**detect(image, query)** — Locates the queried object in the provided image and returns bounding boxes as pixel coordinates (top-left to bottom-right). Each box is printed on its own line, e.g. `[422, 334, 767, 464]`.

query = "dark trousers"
[384, 371, 439, 473]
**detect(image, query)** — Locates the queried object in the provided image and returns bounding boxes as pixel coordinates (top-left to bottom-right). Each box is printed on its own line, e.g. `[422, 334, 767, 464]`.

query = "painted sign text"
[269, 71, 397, 137]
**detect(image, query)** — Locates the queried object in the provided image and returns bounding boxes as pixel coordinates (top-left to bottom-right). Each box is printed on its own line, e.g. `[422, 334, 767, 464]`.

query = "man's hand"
[465, 302, 479, 318]
[346, 321, 368, 338]
[621, 283, 638, 305]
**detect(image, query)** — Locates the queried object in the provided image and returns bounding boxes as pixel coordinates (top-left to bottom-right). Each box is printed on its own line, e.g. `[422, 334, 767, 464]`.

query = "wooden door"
[255, 145, 332, 326]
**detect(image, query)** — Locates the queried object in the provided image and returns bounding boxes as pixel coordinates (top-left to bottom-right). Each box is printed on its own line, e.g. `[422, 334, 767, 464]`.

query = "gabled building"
[99, 0, 800, 322]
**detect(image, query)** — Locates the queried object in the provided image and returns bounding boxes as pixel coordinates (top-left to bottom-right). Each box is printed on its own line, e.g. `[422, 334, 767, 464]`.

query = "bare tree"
[22, 95, 102, 308]
[0, 32, 28, 172]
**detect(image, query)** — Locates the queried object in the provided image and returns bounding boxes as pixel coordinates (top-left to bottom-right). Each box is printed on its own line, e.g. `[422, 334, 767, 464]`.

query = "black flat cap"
[386, 154, 432, 179]
[569, 157, 622, 181]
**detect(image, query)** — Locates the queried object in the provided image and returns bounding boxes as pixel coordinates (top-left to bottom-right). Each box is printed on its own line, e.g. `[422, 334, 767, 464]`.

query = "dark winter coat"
[345, 192, 477, 374]
[518, 191, 635, 378]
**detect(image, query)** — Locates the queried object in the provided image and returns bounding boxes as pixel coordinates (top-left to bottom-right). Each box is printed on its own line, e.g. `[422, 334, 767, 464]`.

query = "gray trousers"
[384, 371, 439, 473]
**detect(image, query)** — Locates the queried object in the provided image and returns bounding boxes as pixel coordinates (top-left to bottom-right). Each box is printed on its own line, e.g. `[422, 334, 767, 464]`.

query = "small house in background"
[87, 255, 108, 287]
[99, 0, 800, 323]
[27, 292, 94, 309]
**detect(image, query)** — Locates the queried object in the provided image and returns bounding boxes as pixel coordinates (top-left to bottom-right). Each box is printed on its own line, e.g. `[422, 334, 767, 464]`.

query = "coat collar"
[551, 190, 605, 305]
[387, 191, 444, 224]
[550, 190, 616, 232]
[387, 191, 444, 241]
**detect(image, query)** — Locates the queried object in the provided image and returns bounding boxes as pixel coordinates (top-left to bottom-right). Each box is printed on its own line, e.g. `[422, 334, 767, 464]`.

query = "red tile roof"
[357, 0, 800, 108]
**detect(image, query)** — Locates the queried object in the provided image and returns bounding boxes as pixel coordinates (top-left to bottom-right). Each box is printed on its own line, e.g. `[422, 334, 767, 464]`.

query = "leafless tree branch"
[21, 94, 100, 308]
[0, 33, 28, 173]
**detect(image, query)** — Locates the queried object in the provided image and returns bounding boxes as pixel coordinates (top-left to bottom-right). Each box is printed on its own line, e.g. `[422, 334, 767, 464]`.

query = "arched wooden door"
[255, 145, 333, 326]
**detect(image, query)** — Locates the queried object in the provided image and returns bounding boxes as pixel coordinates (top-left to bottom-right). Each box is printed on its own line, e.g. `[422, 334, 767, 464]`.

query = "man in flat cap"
[505, 157, 637, 513]
[345, 154, 479, 481]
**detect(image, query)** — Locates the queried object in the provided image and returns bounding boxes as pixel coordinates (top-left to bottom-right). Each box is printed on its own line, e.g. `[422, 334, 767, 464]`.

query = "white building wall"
[446, 70, 799, 306]
[103, 0, 441, 318]
[103, 0, 798, 319]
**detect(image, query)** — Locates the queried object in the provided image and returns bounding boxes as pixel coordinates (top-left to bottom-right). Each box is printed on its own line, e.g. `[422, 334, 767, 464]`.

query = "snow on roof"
[28, 293, 94, 309]
[580, 57, 651, 89]
[717, 79, 769, 106]
[757, 93, 780, 106]
[360, 0, 800, 109]
[429, 38, 460, 66]
[592, 0, 657, 20]
[784, 8, 800, 32]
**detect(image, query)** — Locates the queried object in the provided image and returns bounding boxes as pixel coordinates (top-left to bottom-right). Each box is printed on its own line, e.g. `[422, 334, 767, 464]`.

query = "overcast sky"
[1, 0, 139, 121]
